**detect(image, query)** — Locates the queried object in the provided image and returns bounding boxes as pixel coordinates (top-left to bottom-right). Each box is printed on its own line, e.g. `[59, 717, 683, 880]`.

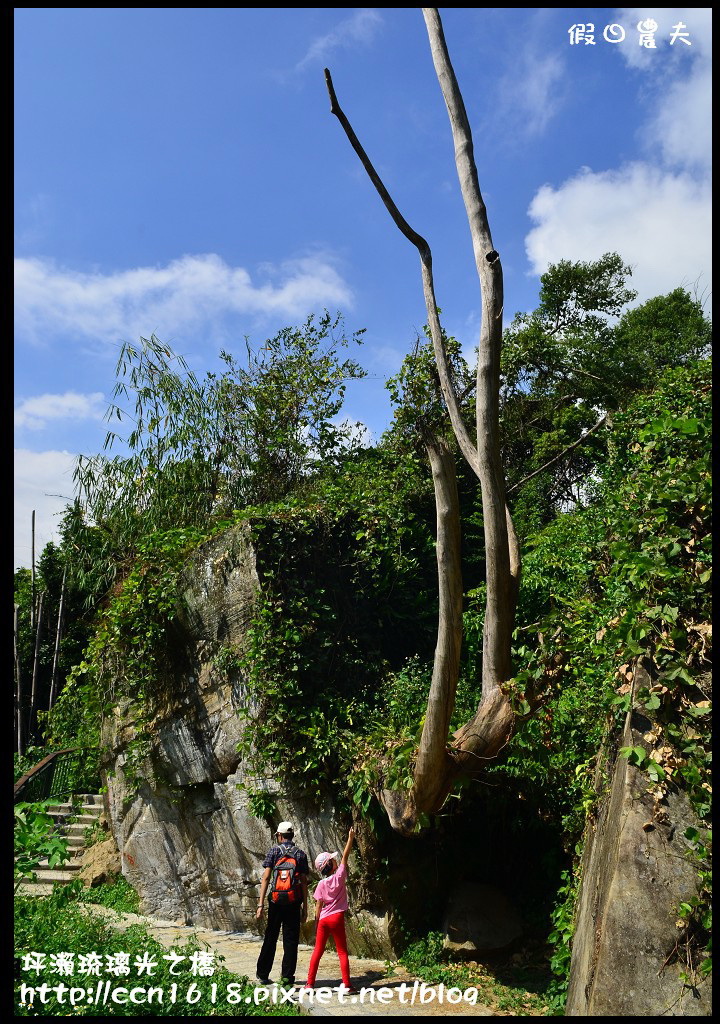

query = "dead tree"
[325, 8, 531, 834]
[49, 565, 67, 709]
[15, 603, 24, 755]
[29, 590, 45, 746]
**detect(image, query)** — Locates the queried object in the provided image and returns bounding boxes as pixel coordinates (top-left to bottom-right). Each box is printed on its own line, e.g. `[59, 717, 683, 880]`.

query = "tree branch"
[323, 68, 482, 480]
[507, 414, 608, 494]
[422, 8, 516, 689]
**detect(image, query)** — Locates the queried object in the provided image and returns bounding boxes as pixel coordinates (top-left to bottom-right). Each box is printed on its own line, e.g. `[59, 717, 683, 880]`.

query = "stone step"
[32, 868, 80, 884]
[37, 856, 83, 869]
[16, 882, 55, 897]
[46, 803, 103, 816]
[69, 813, 103, 826]
[16, 795, 105, 889]
[33, 866, 82, 882]
[66, 823, 100, 838]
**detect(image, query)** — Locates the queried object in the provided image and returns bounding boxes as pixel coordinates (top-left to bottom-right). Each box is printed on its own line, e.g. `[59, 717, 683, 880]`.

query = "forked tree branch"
[507, 414, 608, 493]
[324, 68, 481, 480]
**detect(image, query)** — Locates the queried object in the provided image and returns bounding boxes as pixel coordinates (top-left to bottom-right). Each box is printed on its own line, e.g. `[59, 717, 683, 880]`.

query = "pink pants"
[305, 911, 351, 987]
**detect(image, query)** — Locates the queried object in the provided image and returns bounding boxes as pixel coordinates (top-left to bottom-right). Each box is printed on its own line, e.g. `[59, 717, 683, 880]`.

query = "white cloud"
[494, 52, 565, 138]
[654, 57, 712, 171]
[524, 10, 712, 310]
[15, 391, 105, 430]
[613, 8, 712, 67]
[295, 9, 383, 71]
[335, 416, 374, 448]
[14, 252, 354, 349]
[526, 164, 711, 306]
[14, 449, 77, 570]
[613, 8, 712, 172]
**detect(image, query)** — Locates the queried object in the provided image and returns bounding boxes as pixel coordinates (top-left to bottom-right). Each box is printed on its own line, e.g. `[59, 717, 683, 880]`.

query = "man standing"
[256, 820, 309, 986]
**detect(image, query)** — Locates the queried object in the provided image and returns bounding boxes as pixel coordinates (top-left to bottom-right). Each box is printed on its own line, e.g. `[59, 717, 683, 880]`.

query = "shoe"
[255, 975, 273, 984]
[343, 986, 361, 995]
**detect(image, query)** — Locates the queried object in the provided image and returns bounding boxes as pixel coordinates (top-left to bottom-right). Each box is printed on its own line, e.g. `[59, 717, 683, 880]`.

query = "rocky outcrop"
[101, 523, 395, 957]
[565, 700, 711, 1016]
[78, 834, 122, 888]
[443, 882, 523, 954]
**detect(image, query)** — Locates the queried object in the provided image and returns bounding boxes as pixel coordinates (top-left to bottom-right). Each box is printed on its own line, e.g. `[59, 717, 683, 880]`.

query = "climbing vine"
[46, 522, 236, 789]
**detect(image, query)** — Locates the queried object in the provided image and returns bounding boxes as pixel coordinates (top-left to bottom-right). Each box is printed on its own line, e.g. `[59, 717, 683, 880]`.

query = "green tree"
[67, 312, 365, 602]
[14, 543, 97, 750]
[501, 264, 712, 533]
[212, 312, 367, 505]
[325, 8, 712, 834]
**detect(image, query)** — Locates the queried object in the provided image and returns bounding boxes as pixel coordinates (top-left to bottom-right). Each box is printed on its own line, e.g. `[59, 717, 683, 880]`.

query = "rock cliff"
[566, 690, 711, 1016]
[101, 523, 394, 957]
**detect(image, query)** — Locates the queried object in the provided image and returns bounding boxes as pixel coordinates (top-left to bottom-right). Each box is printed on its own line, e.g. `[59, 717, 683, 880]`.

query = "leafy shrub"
[15, 885, 299, 1016]
[14, 802, 71, 887]
[82, 876, 141, 915]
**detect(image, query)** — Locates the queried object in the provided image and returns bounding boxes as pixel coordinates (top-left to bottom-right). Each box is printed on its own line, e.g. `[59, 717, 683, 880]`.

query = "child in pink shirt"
[304, 827, 358, 993]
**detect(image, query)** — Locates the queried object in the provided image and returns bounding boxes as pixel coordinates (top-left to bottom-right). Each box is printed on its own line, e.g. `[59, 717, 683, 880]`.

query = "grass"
[391, 931, 565, 1016]
[15, 883, 300, 1016]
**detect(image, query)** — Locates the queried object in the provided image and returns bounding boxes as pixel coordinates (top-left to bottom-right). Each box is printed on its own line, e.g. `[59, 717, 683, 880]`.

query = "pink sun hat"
[314, 850, 339, 873]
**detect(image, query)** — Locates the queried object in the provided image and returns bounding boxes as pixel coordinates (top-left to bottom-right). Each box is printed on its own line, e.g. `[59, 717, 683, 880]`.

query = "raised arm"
[341, 827, 355, 867]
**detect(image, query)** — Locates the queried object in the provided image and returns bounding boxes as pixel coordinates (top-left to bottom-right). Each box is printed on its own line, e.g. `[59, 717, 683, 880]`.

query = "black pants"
[256, 902, 302, 984]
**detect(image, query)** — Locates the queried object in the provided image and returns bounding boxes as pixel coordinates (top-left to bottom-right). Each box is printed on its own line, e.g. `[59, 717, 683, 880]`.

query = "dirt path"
[83, 904, 496, 1016]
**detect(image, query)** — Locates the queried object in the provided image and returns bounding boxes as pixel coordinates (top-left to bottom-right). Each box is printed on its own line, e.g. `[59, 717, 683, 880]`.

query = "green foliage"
[45, 524, 218, 780]
[82, 876, 142, 914]
[234, 445, 437, 802]
[245, 789, 278, 824]
[83, 816, 110, 850]
[500, 253, 711, 534]
[213, 311, 367, 505]
[14, 801, 71, 886]
[15, 746, 58, 784]
[545, 869, 579, 1013]
[14, 543, 97, 749]
[612, 287, 711, 380]
[385, 324, 473, 446]
[394, 931, 555, 1015]
[498, 359, 711, 822]
[14, 885, 299, 1016]
[494, 359, 712, 1000]
[67, 313, 365, 604]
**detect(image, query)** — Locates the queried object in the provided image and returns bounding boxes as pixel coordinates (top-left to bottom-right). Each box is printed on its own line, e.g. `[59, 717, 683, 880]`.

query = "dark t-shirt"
[262, 841, 309, 876]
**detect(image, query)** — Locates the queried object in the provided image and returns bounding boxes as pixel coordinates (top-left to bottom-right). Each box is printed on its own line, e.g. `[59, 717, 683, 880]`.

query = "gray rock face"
[443, 882, 523, 953]
[565, 705, 711, 1016]
[101, 523, 395, 958]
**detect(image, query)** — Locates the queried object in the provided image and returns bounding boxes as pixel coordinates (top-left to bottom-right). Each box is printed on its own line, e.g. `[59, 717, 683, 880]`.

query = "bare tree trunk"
[326, 10, 525, 833]
[31, 509, 36, 633]
[29, 590, 44, 745]
[15, 604, 24, 755]
[422, 7, 515, 693]
[414, 437, 463, 794]
[324, 6, 570, 833]
[48, 566, 67, 710]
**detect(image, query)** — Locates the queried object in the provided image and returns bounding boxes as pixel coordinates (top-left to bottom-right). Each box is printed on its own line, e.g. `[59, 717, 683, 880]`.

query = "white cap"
[276, 821, 294, 834]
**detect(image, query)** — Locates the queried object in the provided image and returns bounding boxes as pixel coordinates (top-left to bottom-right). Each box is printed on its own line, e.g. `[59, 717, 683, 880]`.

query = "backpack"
[270, 845, 302, 905]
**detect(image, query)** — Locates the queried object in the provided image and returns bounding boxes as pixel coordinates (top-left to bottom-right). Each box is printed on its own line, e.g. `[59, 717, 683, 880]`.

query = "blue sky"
[14, 8, 712, 570]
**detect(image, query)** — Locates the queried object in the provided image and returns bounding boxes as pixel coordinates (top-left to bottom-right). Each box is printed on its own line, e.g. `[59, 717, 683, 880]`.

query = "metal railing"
[14, 748, 101, 804]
